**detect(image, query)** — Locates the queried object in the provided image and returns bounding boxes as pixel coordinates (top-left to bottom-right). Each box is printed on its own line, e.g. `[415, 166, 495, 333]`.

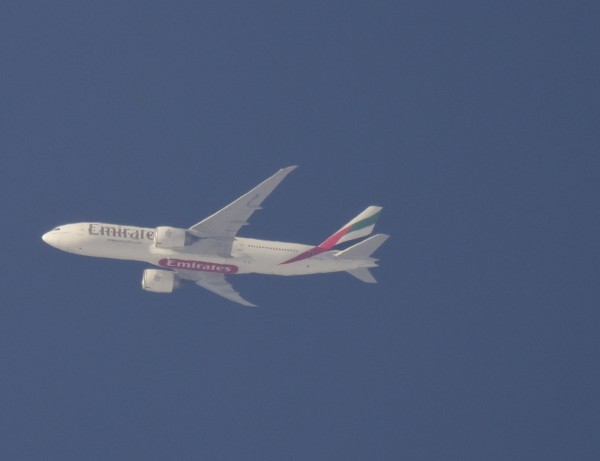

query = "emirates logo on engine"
[158, 258, 239, 274]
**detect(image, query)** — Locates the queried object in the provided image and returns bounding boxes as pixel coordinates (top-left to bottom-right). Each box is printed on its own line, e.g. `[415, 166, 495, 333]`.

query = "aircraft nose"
[42, 231, 58, 247]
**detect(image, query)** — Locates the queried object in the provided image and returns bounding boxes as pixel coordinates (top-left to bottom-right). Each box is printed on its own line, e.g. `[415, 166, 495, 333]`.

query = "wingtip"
[235, 296, 258, 307]
[238, 296, 258, 307]
[240, 300, 258, 307]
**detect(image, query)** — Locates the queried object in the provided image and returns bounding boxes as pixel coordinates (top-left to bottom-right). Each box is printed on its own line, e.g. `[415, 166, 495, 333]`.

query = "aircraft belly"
[79, 238, 359, 277]
[248, 257, 354, 276]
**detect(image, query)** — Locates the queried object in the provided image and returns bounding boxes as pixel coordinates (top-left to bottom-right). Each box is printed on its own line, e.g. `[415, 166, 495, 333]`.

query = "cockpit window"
[53, 227, 61, 231]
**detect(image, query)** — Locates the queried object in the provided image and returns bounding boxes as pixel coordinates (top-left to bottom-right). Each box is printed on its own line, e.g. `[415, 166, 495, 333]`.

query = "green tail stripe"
[350, 210, 381, 232]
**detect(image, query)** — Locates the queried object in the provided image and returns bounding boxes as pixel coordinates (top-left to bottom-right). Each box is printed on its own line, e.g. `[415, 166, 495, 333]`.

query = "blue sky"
[2, 1, 599, 460]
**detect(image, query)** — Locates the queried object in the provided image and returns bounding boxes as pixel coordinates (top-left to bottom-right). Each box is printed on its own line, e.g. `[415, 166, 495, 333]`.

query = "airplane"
[41, 166, 388, 306]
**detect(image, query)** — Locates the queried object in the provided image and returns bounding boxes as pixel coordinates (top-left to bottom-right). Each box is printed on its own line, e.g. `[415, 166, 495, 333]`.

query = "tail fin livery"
[319, 206, 382, 249]
[280, 206, 383, 264]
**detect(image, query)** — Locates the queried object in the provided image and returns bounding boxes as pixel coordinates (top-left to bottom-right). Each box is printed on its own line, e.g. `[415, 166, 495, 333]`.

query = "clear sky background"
[2, 1, 599, 460]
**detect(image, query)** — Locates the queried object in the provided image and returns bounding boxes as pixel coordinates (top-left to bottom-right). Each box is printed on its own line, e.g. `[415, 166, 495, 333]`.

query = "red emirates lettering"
[158, 258, 238, 274]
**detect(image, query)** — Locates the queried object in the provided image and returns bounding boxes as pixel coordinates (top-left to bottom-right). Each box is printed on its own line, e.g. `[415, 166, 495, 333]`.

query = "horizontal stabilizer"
[346, 268, 377, 283]
[335, 234, 389, 260]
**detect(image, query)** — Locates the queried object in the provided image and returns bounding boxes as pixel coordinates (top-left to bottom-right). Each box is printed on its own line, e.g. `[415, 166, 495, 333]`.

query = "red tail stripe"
[318, 226, 350, 250]
[280, 246, 327, 265]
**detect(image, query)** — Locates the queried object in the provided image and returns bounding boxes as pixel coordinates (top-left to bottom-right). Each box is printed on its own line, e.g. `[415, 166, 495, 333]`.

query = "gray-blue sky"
[2, 1, 599, 460]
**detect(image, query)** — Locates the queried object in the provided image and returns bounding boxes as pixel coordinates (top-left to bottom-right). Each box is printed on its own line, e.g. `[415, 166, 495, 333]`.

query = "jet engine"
[141, 269, 180, 293]
[154, 226, 188, 249]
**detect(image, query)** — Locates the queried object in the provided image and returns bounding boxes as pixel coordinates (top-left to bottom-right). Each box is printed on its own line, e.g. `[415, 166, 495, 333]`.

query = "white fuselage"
[42, 223, 368, 278]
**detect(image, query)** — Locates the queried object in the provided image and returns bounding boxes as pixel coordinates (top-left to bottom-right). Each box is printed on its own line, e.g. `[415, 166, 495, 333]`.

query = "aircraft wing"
[188, 166, 297, 257]
[191, 272, 256, 307]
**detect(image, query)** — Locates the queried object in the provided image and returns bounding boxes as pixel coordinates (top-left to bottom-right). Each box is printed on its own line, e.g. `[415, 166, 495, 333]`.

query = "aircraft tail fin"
[335, 233, 389, 260]
[346, 268, 378, 283]
[319, 206, 382, 249]
[280, 206, 383, 265]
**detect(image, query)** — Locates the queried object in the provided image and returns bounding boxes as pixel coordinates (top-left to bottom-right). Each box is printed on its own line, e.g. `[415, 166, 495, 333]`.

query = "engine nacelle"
[141, 269, 180, 293]
[154, 226, 187, 249]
